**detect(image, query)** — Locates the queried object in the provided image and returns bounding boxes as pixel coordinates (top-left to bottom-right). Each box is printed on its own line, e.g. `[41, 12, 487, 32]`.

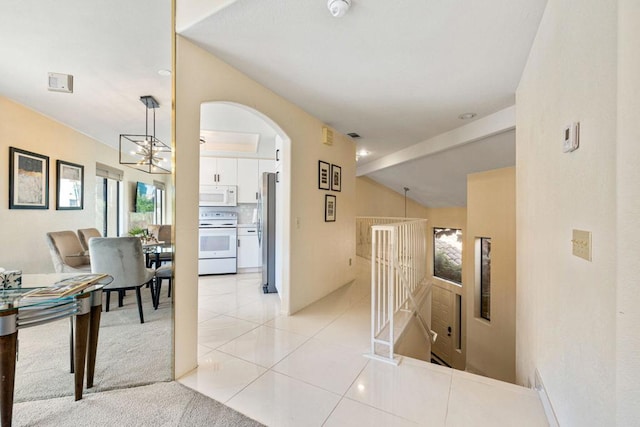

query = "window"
[95, 163, 124, 237]
[433, 228, 463, 285]
[455, 294, 463, 351]
[95, 176, 122, 237]
[479, 237, 491, 321]
[154, 181, 166, 224]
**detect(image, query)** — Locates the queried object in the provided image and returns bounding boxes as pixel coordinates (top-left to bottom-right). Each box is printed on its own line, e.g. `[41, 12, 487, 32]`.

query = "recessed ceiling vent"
[48, 72, 73, 93]
[347, 132, 361, 138]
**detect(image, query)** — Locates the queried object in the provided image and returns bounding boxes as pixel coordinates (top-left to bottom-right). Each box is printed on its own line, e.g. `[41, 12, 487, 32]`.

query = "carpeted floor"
[13, 381, 263, 426]
[14, 286, 171, 402]
[12, 286, 262, 426]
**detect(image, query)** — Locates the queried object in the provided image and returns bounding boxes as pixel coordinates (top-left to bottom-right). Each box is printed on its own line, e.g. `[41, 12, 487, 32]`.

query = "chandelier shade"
[119, 95, 171, 174]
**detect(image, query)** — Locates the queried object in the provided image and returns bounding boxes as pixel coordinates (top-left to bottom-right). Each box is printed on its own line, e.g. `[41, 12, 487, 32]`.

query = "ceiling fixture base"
[328, 0, 351, 18]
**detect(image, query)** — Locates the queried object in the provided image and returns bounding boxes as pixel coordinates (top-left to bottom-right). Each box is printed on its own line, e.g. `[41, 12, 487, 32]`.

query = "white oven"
[198, 210, 238, 275]
[199, 228, 237, 259]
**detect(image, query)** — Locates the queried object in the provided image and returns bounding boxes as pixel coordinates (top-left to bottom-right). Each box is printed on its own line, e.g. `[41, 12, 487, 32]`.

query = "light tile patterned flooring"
[178, 262, 548, 426]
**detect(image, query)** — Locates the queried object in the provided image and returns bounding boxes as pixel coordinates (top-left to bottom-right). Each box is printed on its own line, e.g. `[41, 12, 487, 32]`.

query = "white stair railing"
[357, 216, 436, 365]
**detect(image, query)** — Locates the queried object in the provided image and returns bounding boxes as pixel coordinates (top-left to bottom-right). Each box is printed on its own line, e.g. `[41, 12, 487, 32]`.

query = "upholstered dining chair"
[147, 224, 172, 265]
[45, 231, 92, 273]
[77, 228, 102, 251]
[88, 237, 155, 324]
[153, 263, 172, 309]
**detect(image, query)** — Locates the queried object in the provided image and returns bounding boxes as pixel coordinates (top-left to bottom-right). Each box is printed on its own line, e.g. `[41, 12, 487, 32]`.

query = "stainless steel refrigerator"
[258, 172, 277, 293]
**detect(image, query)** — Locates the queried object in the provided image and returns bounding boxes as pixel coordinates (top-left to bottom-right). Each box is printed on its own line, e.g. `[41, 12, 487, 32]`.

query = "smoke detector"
[328, 0, 351, 18]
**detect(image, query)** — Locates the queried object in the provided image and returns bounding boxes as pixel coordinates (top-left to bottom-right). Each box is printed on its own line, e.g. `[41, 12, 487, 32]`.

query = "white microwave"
[199, 185, 237, 207]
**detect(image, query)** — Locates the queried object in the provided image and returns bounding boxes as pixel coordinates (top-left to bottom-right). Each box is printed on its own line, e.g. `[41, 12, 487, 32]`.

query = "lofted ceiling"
[0, 0, 172, 148]
[179, 0, 547, 166]
[0, 0, 548, 208]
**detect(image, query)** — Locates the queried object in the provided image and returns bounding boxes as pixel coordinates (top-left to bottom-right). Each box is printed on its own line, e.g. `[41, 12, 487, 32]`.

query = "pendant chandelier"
[119, 95, 171, 174]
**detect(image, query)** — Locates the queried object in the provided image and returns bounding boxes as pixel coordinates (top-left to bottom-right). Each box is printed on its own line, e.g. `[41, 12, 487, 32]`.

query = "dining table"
[142, 241, 173, 269]
[0, 273, 112, 427]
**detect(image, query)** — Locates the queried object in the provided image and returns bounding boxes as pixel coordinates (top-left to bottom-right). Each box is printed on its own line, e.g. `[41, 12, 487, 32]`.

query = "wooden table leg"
[86, 292, 102, 389]
[0, 309, 18, 427]
[74, 293, 91, 401]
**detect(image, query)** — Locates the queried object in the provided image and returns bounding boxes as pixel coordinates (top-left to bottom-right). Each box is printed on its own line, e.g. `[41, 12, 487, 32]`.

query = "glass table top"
[0, 273, 112, 311]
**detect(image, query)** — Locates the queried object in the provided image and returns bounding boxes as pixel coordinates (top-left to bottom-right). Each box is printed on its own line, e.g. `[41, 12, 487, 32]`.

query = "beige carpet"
[12, 287, 262, 426]
[13, 381, 263, 427]
[15, 286, 172, 402]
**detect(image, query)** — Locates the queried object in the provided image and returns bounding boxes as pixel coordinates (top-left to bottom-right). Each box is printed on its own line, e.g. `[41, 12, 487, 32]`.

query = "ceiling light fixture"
[157, 69, 171, 77]
[458, 112, 477, 120]
[119, 95, 171, 174]
[328, 0, 351, 18]
[356, 148, 369, 162]
[403, 187, 410, 218]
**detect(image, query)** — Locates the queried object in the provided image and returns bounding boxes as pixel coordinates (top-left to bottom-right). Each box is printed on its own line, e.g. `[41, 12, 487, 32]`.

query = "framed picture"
[331, 164, 342, 192]
[56, 160, 84, 210]
[9, 147, 49, 209]
[325, 194, 336, 222]
[318, 160, 330, 190]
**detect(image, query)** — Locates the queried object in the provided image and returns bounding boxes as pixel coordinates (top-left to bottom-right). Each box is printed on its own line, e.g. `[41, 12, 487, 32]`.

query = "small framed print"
[56, 160, 84, 210]
[9, 147, 49, 209]
[318, 160, 330, 190]
[325, 194, 336, 222]
[331, 164, 341, 192]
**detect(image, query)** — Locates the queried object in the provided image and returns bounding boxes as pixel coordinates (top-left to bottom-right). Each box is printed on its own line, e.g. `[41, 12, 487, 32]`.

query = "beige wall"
[617, 1, 640, 423]
[426, 206, 466, 370]
[356, 176, 428, 218]
[0, 97, 169, 273]
[174, 37, 356, 377]
[465, 167, 515, 383]
[516, 0, 617, 424]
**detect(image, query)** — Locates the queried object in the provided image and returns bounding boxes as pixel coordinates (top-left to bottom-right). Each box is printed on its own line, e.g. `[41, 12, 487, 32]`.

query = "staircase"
[356, 217, 437, 364]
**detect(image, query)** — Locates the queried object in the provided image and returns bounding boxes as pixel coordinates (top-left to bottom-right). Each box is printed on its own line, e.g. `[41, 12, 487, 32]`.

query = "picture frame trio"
[8, 147, 84, 211]
[318, 160, 341, 222]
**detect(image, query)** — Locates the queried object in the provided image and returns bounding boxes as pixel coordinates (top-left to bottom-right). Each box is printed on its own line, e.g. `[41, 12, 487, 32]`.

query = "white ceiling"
[367, 129, 516, 208]
[0, 0, 548, 208]
[0, 0, 172, 147]
[179, 0, 547, 164]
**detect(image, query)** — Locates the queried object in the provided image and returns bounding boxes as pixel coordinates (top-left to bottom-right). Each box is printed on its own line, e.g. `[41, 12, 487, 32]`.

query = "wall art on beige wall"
[56, 160, 84, 210]
[331, 164, 341, 192]
[9, 147, 49, 209]
[325, 194, 336, 222]
[319, 160, 330, 190]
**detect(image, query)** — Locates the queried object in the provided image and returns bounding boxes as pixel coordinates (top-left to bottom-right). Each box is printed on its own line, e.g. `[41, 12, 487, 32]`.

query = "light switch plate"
[563, 122, 580, 153]
[572, 229, 592, 261]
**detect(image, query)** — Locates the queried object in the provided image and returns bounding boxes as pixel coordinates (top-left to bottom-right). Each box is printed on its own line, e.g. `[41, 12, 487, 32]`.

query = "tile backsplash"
[203, 203, 257, 224]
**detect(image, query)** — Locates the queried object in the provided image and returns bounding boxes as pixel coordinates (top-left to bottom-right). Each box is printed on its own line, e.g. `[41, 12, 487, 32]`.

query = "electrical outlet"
[572, 229, 592, 261]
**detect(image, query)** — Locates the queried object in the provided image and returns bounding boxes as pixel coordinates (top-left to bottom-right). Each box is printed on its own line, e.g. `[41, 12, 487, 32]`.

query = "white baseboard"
[534, 369, 560, 427]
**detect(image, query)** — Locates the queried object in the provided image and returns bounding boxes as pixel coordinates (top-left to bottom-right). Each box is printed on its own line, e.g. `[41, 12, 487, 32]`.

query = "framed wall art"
[325, 194, 336, 222]
[318, 160, 330, 190]
[9, 147, 49, 209]
[56, 160, 84, 210]
[331, 164, 341, 192]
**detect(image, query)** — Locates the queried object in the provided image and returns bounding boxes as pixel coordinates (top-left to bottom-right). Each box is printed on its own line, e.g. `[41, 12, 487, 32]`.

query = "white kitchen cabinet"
[200, 157, 237, 185]
[274, 135, 283, 171]
[237, 158, 259, 203]
[237, 227, 260, 268]
[259, 159, 276, 175]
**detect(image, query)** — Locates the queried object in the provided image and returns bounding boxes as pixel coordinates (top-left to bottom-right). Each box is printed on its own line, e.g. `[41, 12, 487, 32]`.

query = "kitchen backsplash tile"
[205, 203, 257, 224]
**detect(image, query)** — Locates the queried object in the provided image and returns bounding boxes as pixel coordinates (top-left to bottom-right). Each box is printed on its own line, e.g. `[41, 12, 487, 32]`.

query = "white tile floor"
[179, 265, 549, 427]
